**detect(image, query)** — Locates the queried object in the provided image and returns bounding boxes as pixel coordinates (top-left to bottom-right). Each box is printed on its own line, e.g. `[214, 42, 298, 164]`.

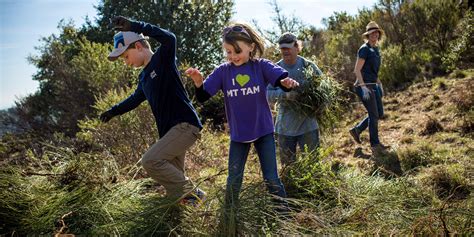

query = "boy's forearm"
[130, 21, 175, 47]
[111, 87, 146, 115]
[130, 21, 176, 62]
[195, 86, 211, 103]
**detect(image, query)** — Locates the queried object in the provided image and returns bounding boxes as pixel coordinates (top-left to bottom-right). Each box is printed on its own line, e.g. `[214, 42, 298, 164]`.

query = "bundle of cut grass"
[285, 65, 343, 129]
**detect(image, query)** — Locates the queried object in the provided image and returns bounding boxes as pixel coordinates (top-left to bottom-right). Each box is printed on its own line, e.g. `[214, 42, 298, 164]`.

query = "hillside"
[0, 71, 472, 235]
[327, 70, 473, 174]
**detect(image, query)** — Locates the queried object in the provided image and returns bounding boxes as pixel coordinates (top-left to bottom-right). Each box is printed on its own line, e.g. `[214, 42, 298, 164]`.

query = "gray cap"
[278, 32, 297, 48]
[108, 31, 146, 61]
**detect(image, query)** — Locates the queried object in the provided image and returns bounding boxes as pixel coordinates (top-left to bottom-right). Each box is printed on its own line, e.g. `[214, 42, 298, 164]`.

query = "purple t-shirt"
[204, 59, 288, 142]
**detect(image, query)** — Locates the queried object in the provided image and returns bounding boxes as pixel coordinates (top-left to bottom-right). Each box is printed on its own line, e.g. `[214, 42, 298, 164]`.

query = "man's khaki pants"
[141, 122, 200, 199]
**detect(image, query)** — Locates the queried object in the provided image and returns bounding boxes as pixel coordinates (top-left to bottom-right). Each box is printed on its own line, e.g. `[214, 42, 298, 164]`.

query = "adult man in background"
[267, 32, 323, 166]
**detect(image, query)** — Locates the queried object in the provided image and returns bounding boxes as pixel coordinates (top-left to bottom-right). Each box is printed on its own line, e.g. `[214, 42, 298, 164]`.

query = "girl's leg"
[254, 133, 287, 199]
[225, 140, 251, 210]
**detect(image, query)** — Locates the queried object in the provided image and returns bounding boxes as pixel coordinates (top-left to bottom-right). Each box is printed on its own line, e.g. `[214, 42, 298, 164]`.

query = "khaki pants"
[141, 122, 200, 199]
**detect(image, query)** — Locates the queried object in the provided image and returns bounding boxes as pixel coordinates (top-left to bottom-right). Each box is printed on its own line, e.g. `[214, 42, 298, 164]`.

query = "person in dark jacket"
[100, 16, 204, 206]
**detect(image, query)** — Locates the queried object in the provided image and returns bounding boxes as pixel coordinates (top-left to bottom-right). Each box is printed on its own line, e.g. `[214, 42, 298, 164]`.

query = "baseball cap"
[108, 31, 146, 61]
[278, 32, 297, 48]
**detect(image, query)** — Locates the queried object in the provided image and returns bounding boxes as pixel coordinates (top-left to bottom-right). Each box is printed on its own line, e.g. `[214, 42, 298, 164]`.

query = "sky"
[0, 0, 377, 110]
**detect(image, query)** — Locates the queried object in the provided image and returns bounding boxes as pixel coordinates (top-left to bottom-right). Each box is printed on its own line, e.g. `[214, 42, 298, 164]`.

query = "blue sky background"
[0, 0, 377, 109]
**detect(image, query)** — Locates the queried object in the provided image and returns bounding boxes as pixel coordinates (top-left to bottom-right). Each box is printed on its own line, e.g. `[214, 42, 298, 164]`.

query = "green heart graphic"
[236, 74, 250, 87]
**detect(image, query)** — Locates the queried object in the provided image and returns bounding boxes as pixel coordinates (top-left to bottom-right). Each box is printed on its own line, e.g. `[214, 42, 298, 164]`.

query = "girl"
[186, 23, 298, 217]
[350, 21, 389, 155]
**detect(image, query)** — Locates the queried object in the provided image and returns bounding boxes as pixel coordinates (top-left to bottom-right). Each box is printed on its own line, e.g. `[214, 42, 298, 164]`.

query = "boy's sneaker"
[180, 188, 206, 207]
[349, 127, 361, 144]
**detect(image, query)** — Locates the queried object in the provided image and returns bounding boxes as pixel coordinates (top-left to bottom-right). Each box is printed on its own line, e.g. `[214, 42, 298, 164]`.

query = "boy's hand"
[280, 78, 299, 89]
[110, 16, 132, 31]
[99, 110, 115, 123]
[185, 68, 204, 87]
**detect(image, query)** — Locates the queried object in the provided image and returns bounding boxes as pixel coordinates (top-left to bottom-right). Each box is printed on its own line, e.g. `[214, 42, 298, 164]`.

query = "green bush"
[284, 59, 344, 132]
[398, 143, 439, 173]
[442, 10, 474, 72]
[77, 87, 156, 176]
[421, 164, 471, 200]
[282, 147, 342, 203]
[378, 45, 424, 89]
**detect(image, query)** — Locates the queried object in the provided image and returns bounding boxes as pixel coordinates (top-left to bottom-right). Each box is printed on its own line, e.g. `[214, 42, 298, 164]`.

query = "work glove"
[99, 110, 115, 123]
[110, 16, 132, 31]
[377, 83, 384, 97]
[361, 86, 371, 101]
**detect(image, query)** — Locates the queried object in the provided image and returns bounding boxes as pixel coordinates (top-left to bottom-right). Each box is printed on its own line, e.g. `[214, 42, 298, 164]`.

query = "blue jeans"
[355, 85, 384, 146]
[278, 129, 320, 165]
[225, 133, 287, 210]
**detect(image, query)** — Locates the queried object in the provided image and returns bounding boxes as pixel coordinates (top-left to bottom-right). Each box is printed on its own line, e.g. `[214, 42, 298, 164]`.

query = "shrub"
[77, 87, 156, 176]
[398, 143, 438, 173]
[449, 69, 467, 79]
[378, 45, 424, 89]
[459, 111, 474, 135]
[419, 116, 443, 136]
[422, 165, 470, 200]
[281, 147, 342, 203]
[449, 78, 473, 114]
[370, 150, 403, 178]
[284, 63, 344, 131]
[442, 10, 474, 72]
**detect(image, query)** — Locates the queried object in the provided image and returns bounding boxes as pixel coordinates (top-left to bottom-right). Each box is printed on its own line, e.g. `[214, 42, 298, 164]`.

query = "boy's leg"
[170, 153, 185, 173]
[141, 122, 200, 199]
[173, 152, 206, 205]
[171, 153, 197, 193]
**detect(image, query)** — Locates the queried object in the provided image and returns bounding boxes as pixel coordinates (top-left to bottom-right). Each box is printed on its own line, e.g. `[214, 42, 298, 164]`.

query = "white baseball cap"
[108, 31, 146, 61]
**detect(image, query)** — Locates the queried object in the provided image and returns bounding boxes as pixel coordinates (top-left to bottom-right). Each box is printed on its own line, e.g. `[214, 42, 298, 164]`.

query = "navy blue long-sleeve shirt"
[109, 21, 202, 138]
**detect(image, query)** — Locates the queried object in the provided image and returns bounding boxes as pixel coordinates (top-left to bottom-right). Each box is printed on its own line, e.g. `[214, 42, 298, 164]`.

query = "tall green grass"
[1, 133, 472, 235]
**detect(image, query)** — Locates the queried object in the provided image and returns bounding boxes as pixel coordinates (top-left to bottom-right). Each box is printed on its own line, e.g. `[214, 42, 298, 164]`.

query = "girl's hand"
[185, 67, 204, 87]
[280, 77, 300, 89]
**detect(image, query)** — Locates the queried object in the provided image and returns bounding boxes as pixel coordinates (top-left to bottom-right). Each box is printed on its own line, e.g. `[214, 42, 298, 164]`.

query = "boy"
[100, 16, 204, 205]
